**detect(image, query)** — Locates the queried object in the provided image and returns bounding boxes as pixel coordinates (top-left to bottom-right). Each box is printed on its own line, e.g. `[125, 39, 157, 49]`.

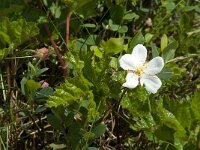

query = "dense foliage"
[0, 0, 200, 149]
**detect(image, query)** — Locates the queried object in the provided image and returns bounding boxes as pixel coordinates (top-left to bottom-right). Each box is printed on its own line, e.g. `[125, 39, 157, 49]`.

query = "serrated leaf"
[47, 82, 84, 107]
[121, 88, 149, 117]
[163, 97, 192, 129]
[0, 18, 39, 59]
[151, 99, 186, 139]
[154, 125, 175, 142]
[0, 31, 11, 44]
[47, 76, 94, 108]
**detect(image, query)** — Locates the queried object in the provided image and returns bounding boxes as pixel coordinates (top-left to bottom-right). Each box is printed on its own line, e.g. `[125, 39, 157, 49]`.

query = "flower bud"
[40, 81, 49, 88]
[35, 47, 49, 60]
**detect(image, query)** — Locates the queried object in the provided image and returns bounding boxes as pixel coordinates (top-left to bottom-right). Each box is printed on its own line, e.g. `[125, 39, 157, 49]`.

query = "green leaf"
[47, 81, 84, 107]
[28, 62, 48, 78]
[157, 68, 173, 80]
[108, 19, 127, 33]
[123, 12, 139, 20]
[50, 2, 61, 19]
[0, 0, 25, 17]
[0, 18, 39, 59]
[92, 124, 106, 138]
[109, 22, 120, 31]
[20, 77, 28, 95]
[103, 38, 124, 54]
[81, 23, 96, 28]
[110, 5, 125, 24]
[34, 87, 54, 102]
[0, 31, 11, 44]
[145, 33, 153, 43]
[128, 32, 144, 53]
[154, 125, 175, 142]
[93, 46, 103, 58]
[118, 25, 128, 33]
[34, 106, 46, 114]
[163, 2, 176, 13]
[191, 91, 200, 121]
[49, 143, 66, 150]
[88, 147, 100, 150]
[163, 97, 192, 129]
[25, 80, 41, 95]
[121, 87, 149, 117]
[151, 99, 187, 139]
[47, 76, 94, 108]
[150, 43, 159, 58]
[162, 41, 178, 62]
[109, 57, 119, 69]
[161, 34, 168, 51]
[76, 0, 97, 18]
[47, 114, 63, 130]
[77, 35, 98, 46]
[68, 121, 81, 149]
[182, 6, 198, 12]
[163, 49, 176, 62]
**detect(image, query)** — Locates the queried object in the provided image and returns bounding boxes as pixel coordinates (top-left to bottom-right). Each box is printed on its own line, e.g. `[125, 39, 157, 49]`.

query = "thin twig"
[44, 24, 67, 76]
[66, 12, 72, 47]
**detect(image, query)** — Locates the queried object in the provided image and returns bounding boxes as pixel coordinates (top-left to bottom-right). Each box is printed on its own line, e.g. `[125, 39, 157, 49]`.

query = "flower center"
[134, 63, 148, 76]
[135, 67, 144, 75]
[127, 63, 148, 76]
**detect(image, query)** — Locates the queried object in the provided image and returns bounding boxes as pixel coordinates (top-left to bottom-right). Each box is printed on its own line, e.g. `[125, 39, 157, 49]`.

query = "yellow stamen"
[127, 63, 148, 76]
[135, 67, 144, 75]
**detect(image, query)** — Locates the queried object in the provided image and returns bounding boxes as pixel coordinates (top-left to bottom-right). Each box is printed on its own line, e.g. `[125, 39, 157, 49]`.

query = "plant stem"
[116, 89, 127, 148]
[6, 64, 13, 120]
[44, 24, 67, 77]
[66, 12, 72, 47]
[0, 65, 6, 102]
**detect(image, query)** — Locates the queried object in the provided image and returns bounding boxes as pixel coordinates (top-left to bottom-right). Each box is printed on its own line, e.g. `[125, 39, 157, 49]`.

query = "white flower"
[119, 44, 164, 94]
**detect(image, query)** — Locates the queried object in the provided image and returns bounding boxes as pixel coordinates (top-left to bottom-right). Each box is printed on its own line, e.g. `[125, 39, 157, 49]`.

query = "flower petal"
[122, 73, 139, 89]
[131, 44, 147, 65]
[119, 54, 137, 70]
[140, 75, 162, 94]
[144, 57, 164, 75]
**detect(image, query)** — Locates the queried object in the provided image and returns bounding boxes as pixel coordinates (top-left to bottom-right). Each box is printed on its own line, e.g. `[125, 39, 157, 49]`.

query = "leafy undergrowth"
[0, 0, 200, 149]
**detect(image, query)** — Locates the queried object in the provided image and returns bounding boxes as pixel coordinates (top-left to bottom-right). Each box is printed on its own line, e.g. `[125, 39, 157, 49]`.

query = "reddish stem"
[66, 12, 72, 47]
[44, 24, 67, 76]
